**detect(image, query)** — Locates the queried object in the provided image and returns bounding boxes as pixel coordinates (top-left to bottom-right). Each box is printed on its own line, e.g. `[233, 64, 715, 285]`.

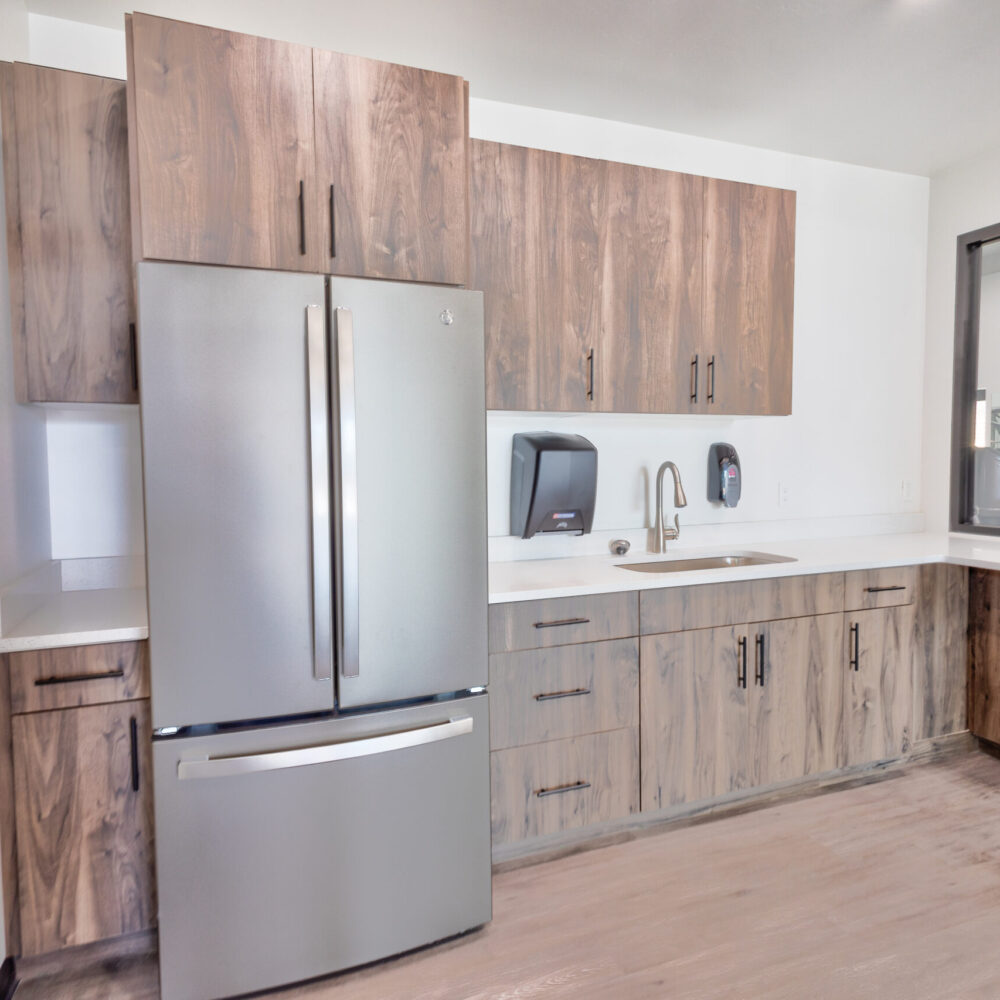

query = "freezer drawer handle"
[334, 307, 360, 680]
[535, 780, 591, 798]
[534, 687, 591, 702]
[35, 668, 124, 686]
[306, 304, 334, 682]
[864, 585, 907, 594]
[176, 716, 474, 780]
[533, 617, 590, 630]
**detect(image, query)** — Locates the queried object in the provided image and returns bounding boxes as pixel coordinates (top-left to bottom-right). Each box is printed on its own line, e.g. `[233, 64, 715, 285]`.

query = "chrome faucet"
[652, 461, 688, 553]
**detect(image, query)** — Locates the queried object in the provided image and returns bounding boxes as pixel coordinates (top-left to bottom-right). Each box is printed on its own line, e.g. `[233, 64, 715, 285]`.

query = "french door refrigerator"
[136, 262, 491, 1000]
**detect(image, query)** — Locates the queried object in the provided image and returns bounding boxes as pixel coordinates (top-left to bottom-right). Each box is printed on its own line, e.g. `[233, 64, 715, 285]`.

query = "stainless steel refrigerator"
[136, 262, 491, 1000]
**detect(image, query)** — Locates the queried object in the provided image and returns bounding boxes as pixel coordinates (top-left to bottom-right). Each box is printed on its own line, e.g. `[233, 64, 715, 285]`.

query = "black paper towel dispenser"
[510, 433, 597, 538]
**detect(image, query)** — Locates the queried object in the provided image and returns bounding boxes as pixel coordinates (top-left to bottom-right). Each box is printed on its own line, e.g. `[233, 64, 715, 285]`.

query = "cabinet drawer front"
[489, 592, 638, 653]
[8, 641, 149, 715]
[490, 638, 638, 750]
[640, 573, 844, 635]
[490, 728, 638, 845]
[844, 566, 916, 611]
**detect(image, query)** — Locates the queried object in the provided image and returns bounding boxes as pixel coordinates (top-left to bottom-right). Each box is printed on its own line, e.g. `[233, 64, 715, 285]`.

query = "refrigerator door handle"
[334, 306, 360, 680]
[307, 304, 333, 682]
[176, 715, 474, 780]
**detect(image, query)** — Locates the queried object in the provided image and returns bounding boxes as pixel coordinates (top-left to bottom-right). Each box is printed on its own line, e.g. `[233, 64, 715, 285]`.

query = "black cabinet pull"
[755, 633, 765, 686]
[586, 348, 595, 401]
[535, 780, 590, 798]
[737, 636, 747, 689]
[329, 184, 336, 258]
[129, 716, 140, 793]
[533, 617, 590, 630]
[690, 354, 699, 402]
[534, 687, 591, 702]
[707, 354, 715, 403]
[35, 669, 124, 687]
[864, 585, 907, 594]
[298, 179, 306, 256]
[849, 622, 860, 671]
[129, 322, 138, 392]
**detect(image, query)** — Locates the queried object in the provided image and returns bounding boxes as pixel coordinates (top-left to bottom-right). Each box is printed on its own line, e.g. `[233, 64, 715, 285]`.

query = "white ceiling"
[23, 0, 1000, 176]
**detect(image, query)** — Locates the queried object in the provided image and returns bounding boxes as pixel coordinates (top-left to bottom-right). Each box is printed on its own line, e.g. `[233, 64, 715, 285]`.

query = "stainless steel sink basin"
[617, 552, 796, 574]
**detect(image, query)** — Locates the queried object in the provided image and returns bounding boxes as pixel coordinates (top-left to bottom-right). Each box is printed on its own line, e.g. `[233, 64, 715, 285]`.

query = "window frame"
[951, 220, 1000, 533]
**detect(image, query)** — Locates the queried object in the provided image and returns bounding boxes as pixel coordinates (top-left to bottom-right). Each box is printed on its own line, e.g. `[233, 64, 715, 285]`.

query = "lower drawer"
[490, 728, 638, 845]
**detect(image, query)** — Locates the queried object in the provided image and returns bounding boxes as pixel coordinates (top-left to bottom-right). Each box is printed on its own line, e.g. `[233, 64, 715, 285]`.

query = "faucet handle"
[663, 513, 681, 542]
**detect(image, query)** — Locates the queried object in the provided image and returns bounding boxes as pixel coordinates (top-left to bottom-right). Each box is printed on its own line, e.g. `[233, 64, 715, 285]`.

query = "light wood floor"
[17, 748, 1000, 1000]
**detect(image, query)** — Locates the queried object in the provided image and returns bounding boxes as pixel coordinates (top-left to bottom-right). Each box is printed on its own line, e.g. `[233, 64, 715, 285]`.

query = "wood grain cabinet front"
[0, 61, 136, 403]
[489, 638, 638, 751]
[127, 14, 469, 282]
[12, 699, 156, 956]
[844, 605, 914, 765]
[844, 566, 916, 612]
[490, 728, 639, 845]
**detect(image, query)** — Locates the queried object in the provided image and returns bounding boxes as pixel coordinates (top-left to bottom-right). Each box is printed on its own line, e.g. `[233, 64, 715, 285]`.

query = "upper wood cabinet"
[313, 50, 468, 284]
[702, 178, 796, 415]
[126, 14, 321, 273]
[469, 140, 796, 414]
[126, 14, 469, 283]
[0, 62, 136, 404]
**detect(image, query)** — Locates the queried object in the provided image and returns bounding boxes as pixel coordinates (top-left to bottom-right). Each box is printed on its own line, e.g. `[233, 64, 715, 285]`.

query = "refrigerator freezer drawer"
[154, 694, 491, 1000]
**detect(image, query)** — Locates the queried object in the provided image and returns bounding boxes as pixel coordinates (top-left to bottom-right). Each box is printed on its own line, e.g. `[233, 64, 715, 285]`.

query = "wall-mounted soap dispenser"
[510, 432, 597, 538]
[708, 443, 741, 508]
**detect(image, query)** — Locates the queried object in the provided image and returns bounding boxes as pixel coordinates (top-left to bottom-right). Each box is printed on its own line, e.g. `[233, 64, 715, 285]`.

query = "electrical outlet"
[901, 479, 915, 503]
[779, 482, 792, 508]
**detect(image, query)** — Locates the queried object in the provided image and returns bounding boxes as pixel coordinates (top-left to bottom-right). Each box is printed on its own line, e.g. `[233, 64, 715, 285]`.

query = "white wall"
[473, 100, 930, 557]
[922, 144, 1000, 531]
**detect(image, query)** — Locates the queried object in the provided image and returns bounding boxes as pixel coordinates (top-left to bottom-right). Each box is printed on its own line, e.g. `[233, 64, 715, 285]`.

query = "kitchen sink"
[617, 552, 797, 574]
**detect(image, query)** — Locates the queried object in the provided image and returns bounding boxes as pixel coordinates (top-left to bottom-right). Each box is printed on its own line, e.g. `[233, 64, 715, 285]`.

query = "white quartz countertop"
[488, 531, 1000, 603]
[0, 586, 149, 654]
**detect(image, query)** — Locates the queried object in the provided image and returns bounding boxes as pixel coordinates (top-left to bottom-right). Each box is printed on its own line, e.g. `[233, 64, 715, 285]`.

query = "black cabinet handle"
[849, 622, 860, 671]
[586, 348, 595, 401]
[129, 322, 138, 392]
[737, 635, 747, 689]
[129, 716, 140, 793]
[298, 180, 306, 256]
[535, 780, 590, 798]
[534, 687, 591, 702]
[864, 585, 907, 594]
[329, 184, 336, 258]
[533, 617, 590, 630]
[690, 354, 699, 402]
[755, 633, 765, 686]
[707, 354, 715, 403]
[35, 669, 124, 687]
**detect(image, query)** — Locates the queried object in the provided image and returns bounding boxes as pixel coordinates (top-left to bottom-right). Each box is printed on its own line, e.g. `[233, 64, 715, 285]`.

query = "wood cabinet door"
[313, 49, 468, 285]
[970, 569, 1000, 743]
[127, 14, 320, 272]
[845, 605, 914, 766]
[598, 164, 703, 413]
[13, 701, 155, 955]
[748, 614, 844, 789]
[470, 141, 601, 411]
[640, 625, 748, 811]
[702, 178, 795, 415]
[3, 63, 135, 403]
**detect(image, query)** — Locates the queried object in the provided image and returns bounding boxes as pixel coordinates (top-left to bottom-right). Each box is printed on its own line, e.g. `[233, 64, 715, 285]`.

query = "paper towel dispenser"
[510, 433, 597, 538]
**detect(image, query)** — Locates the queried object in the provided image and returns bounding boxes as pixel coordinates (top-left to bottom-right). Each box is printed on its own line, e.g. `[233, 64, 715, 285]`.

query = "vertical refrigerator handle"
[306, 304, 333, 681]
[334, 307, 360, 679]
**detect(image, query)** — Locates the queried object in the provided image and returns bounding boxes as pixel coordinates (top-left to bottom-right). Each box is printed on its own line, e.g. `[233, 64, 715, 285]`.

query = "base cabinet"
[844, 605, 913, 765]
[13, 700, 155, 955]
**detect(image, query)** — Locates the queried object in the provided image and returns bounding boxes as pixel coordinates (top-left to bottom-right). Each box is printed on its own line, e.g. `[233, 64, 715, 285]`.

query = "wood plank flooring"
[17, 748, 1000, 1000]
